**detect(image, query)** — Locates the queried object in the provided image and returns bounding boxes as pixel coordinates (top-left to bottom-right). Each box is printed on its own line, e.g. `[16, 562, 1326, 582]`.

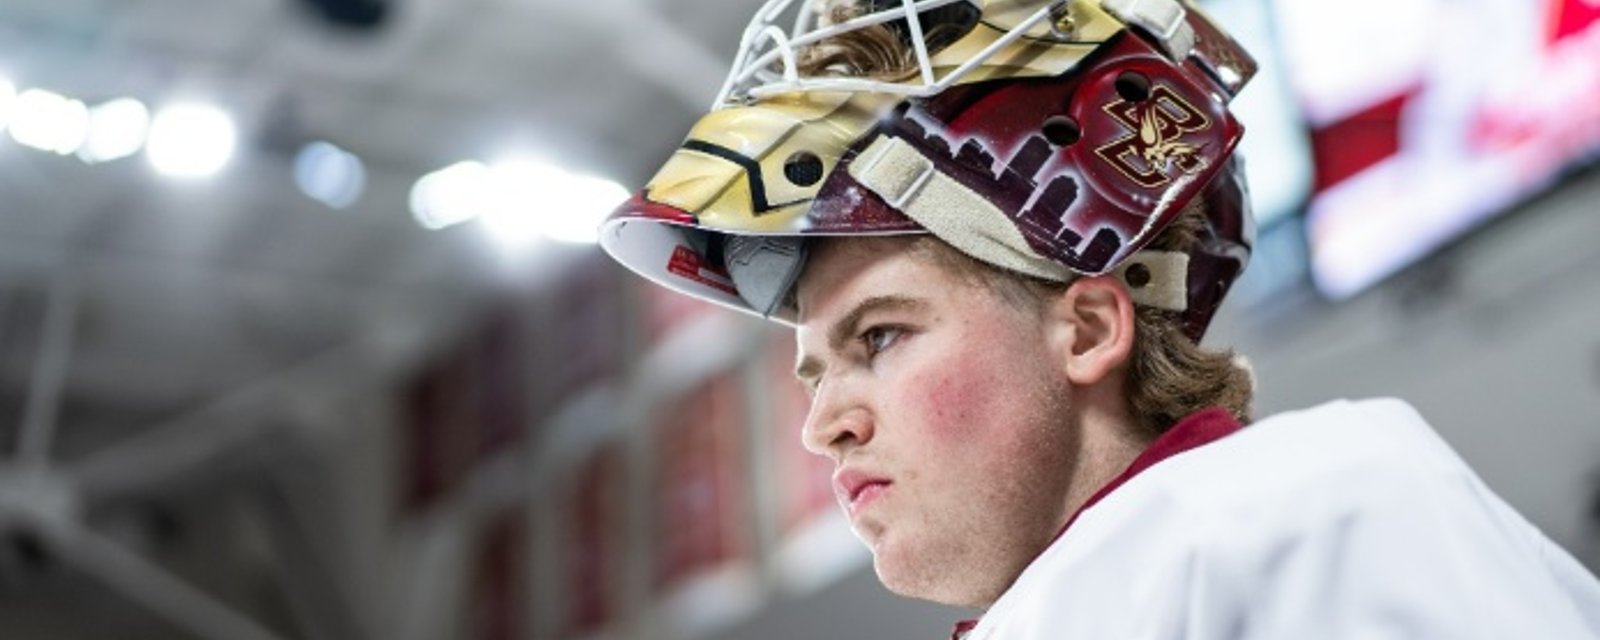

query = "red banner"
[564, 445, 624, 637]
[653, 375, 747, 590]
[400, 307, 528, 512]
[468, 509, 528, 640]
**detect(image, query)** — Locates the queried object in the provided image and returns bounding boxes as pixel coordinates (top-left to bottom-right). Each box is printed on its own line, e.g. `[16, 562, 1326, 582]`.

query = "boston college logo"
[1094, 85, 1211, 189]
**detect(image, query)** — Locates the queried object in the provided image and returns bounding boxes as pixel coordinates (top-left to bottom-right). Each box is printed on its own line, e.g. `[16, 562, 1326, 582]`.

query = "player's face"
[794, 237, 1082, 607]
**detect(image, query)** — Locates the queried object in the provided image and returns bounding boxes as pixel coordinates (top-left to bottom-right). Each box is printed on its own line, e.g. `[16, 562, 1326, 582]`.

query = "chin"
[872, 547, 997, 608]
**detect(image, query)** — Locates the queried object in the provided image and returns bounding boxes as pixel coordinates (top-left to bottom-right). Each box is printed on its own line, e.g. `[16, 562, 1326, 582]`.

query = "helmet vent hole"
[1124, 262, 1152, 289]
[784, 151, 825, 186]
[1042, 116, 1081, 146]
[1115, 71, 1152, 102]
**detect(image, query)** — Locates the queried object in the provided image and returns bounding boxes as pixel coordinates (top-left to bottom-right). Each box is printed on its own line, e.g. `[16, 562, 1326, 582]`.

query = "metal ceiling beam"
[14, 274, 80, 469]
[251, 476, 371, 640]
[24, 514, 291, 640]
[67, 337, 406, 501]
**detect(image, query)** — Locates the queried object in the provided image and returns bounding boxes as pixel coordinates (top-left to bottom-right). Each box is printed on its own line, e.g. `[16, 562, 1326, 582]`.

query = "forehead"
[792, 234, 1026, 339]
[795, 236, 939, 316]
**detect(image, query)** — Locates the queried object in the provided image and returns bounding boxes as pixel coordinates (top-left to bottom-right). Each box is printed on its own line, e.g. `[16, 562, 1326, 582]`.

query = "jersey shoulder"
[1148, 397, 1468, 514]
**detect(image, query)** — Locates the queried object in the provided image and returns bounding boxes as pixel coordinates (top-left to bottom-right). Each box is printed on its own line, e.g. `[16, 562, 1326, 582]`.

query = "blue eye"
[861, 325, 903, 358]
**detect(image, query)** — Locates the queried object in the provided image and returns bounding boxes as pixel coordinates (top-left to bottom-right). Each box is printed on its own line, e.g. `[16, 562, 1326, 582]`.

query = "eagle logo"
[1094, 84, 1212, 189]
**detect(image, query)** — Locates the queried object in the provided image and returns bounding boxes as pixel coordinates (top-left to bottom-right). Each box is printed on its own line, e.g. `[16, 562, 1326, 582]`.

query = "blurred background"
[0, 0, 1596, 638]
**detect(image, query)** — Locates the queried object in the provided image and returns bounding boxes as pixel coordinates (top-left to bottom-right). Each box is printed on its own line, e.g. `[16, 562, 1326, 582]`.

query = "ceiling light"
[78, 98, 151, 164]
[411, 156, 629, 247]
[8, 88, 90, 155]
[146, 103, 237, 178]
[477, 158, 568, 249]
[537, 172, 629, 245]
[410, 161, 491, 230]
[294, 141, 367, 209]
[478, 157, 628, 246]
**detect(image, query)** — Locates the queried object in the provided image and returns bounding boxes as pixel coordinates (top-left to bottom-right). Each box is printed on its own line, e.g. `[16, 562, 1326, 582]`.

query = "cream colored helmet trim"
[1100, 0, 1195, 60]
[1110, 250, 1188, 311]
[849, 134, 1072, 282]
[848, 134, 1189, 311]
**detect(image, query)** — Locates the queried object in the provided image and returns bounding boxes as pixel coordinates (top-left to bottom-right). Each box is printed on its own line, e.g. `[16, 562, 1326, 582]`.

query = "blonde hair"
[798, 5, 914, 78]
[1116, 211, 1255, 432]
[796, 2, 975, 79]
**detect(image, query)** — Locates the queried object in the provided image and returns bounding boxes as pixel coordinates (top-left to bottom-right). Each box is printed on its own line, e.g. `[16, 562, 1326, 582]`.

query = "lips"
[833, 468, 892, 517]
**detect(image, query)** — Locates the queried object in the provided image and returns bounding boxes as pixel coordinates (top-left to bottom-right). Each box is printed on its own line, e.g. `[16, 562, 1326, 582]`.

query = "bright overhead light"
[78, 98, 151, 164]
[410, 156, 629, 246]
[478, 157, 629, 246]
[8, 88, 90, 155]
[535, 171, 629, 245]
[410, 161, 492, 230]
[477, 157, 569, 249]
[294, 141, 367, 209]
[146, 103, 237, 178]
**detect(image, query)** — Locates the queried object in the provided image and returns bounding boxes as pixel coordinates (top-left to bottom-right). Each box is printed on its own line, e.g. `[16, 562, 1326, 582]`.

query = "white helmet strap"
[1111, 250, 1189, 311]
[848, 133, 1190, 311]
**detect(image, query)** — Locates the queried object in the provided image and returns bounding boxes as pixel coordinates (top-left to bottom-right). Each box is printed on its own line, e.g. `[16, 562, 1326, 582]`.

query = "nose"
[800, 378, 875, 459]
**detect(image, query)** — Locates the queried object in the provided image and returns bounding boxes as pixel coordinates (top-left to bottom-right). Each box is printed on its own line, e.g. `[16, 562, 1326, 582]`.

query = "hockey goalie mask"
[600, 0, 1258, 340]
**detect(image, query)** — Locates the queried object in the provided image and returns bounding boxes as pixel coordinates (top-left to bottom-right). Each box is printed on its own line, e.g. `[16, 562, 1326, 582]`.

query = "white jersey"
[964, 398, 1600, 640]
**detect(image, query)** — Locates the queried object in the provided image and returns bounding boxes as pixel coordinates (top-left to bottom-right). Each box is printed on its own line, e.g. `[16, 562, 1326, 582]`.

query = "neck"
[1059, 391, 1151, 533]
[965, 400, 1147, 611]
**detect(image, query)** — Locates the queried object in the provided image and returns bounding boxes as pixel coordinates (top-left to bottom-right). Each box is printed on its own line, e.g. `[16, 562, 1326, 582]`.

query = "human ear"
[1045, 275, 1136, 386]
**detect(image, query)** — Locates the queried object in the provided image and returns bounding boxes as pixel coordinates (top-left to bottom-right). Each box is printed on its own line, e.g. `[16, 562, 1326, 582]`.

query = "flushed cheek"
[905, 372, 972, 441]
[904, 362, 1008, 444]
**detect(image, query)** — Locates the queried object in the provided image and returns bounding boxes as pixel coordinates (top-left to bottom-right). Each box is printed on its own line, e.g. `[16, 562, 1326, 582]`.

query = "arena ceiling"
[0, 0, 745, 461]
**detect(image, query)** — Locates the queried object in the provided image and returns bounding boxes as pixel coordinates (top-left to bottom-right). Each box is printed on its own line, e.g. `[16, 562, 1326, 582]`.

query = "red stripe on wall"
[1549, 0, 1600, 44]
[1309, 89, 1414, 195]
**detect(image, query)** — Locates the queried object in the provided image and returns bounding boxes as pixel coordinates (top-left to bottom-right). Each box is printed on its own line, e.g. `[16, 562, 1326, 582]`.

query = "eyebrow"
[794, 295, 928, 386]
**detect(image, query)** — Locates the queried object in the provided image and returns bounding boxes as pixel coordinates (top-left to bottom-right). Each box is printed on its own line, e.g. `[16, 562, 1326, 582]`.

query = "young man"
[599, 0, 1600, 636]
